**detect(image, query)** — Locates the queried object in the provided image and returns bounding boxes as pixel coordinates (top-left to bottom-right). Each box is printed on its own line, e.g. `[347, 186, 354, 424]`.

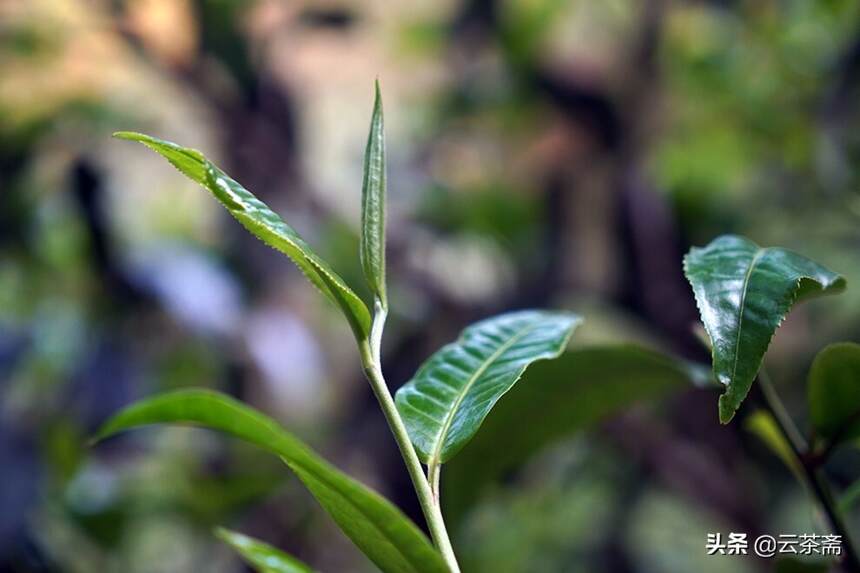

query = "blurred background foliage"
[1, 0, 860, 571]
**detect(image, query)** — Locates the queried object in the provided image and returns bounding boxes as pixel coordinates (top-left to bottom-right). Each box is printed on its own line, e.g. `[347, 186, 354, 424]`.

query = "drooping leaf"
[444, 345, 703, 520]
[113, 132, 371, 341]
[94, 390, 447, 573]
[215, 528, 313, 573]
[360, 81, 387, 308]
[683, 235, 845, 423]
[395, 310, 581, 465]
[808, 342, 860, 447]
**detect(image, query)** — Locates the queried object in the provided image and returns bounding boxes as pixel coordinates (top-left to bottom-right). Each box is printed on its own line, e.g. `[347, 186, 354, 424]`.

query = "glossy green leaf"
[808, 342, 860, 447]
[395, 310, 581, 464]
[444, 345, 703, 520]
[684, 235, 845, 423]
[360, 81, 387, 308]
[94, 390, 447, 573]
[113, 132, 371, 341]
[215, 528, 313, 573]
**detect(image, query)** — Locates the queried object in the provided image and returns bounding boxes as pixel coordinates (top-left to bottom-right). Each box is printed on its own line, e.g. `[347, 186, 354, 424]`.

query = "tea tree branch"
[758, 370, 859, 571]
[113, 119, 464, 570]
[359, 303, 461, 572]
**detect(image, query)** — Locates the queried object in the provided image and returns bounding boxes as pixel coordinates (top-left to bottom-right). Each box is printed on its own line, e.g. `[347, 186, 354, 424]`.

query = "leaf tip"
[718, 395, 737, 424]
[372, 79, 383, 116]
[88, 425, 115, 447]
[112, 130, 144, 141]
[831, 275, 847, 292]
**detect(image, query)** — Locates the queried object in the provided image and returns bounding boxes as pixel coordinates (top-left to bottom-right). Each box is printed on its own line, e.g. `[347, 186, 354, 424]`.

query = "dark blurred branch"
[819, 22, 860, 190]
[531, 70, 622, 151]
[451, 0, 498, 38]
[606, 407, 764, 539]
[755, 373, 860, 572]
[822, 24, 860, 124]
[614, 0, 702, 358]
[71, 161, 148, 307]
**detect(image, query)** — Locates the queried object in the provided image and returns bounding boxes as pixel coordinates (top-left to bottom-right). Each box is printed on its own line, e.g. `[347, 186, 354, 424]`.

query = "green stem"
[758, 370, 859, 572]
[758, 369, 807, 453]
[360, 302, 461, 572]
[428, 461, 442, 507]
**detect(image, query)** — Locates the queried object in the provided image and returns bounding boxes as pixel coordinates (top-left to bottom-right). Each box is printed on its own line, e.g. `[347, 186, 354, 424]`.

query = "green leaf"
[683, 235, 845, 424]
[113, 132, 371, 341]
[215, 528, 313, 573]
[808, 342, 860, 447]
[744, 410, 802, 478]
[443, 345, 701, 520]
[95, 390, 447, 573]
[838, 478, 860, 514]
[395, 310, 581, 464]
[360, 81, 387, 308]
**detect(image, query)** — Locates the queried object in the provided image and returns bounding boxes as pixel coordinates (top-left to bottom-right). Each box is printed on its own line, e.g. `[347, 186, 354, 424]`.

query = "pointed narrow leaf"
[808, 342, 860, 446]
[360, 81, 387, 307]
[95, 390, 447, 573]
[395, 310, 581, 464]
[216, 528, 313, 573]
[683, 235, 845, 423]
[113, 132, 371, 341]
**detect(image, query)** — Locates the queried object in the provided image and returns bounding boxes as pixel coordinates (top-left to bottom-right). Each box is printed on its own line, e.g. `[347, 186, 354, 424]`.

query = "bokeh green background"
[2, 1, 860, 571]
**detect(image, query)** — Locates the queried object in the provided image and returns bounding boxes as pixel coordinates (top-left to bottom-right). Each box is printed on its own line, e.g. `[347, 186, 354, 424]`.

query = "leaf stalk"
[359, 303, 461, 572]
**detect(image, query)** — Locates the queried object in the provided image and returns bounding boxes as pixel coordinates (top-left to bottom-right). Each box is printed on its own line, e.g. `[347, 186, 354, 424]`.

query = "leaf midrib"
[728, 247, 769, 387]
[428, 321, 540, 465]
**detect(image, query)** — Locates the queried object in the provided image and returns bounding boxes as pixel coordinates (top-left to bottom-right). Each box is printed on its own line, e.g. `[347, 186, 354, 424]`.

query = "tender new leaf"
[95, 390, 447, 573]
[684, 235, 844, 423]
[360, 81, 387, 307]
[395, 310, 581, 465]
